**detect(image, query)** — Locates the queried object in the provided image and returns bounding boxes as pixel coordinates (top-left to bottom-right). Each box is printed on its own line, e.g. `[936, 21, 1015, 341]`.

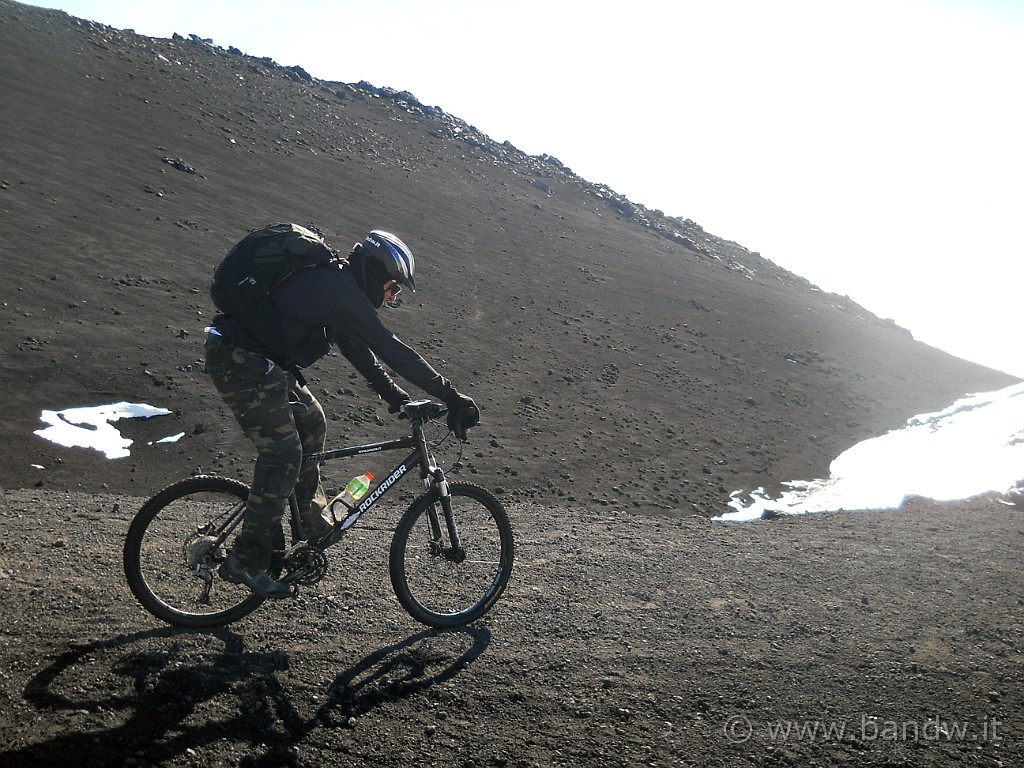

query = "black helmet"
[361, 229, 416, 291]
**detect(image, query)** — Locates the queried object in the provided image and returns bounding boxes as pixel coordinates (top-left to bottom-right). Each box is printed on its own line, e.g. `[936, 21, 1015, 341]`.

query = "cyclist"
[204, 227, 479, 598]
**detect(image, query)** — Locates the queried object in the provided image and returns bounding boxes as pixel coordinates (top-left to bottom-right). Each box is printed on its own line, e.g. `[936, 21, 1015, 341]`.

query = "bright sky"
[29, 0, 1024, 378]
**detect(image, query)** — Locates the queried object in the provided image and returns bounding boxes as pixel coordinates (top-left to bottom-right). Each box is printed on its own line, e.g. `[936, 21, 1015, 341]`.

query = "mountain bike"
[123, 400, 514, 629]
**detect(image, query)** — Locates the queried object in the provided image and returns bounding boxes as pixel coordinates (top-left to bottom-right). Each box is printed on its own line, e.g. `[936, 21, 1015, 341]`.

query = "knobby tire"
[389, 483, 514, 628]
[123, 475, 271, 628]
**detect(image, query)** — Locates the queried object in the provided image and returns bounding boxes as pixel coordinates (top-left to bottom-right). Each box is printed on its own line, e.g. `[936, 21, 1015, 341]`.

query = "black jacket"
[211, 262, 455, 407]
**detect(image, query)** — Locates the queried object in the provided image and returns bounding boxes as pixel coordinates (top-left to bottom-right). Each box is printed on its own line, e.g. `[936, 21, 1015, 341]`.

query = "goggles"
[384, 280, 403, 302]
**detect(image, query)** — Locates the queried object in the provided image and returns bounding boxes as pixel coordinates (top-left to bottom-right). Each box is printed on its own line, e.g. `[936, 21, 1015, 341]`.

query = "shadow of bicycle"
[1, 624, 491, 767]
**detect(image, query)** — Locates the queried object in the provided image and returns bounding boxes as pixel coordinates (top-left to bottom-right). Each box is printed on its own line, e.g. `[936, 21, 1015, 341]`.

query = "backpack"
[210, 223, 339, 357]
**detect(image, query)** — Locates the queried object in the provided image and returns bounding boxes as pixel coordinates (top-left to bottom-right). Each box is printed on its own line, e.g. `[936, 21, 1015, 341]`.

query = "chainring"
[284, 543, 329, 585]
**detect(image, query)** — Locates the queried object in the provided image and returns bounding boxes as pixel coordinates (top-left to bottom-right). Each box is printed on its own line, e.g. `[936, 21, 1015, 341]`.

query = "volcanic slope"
[0, 0, 1015, 511]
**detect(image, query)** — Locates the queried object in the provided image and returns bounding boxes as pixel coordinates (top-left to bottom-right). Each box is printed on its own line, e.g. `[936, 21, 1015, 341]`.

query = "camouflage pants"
[205, 334, 327, 570]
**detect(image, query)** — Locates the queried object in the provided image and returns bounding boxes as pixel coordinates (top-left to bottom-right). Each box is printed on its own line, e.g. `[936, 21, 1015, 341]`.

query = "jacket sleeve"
[334, 334, 411, 408]
[326, 276, 458, 403]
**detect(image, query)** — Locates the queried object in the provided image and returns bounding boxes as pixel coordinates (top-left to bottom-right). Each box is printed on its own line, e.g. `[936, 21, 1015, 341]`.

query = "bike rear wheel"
[389, 483, 514, 628]
[123, 475, 273, 628]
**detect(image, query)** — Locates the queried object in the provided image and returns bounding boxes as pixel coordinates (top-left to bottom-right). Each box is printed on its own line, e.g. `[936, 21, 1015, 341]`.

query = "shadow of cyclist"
[1, 625, 490, 767]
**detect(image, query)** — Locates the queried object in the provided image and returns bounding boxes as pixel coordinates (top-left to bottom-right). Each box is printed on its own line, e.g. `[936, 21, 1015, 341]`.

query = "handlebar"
[399, 399, 448, 423]
[400, 399, 479, 443]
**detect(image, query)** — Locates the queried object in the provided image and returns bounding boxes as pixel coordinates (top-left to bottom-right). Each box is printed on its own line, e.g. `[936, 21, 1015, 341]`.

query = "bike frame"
[290, 410, 451, 547]
[199, 403, 455, 573]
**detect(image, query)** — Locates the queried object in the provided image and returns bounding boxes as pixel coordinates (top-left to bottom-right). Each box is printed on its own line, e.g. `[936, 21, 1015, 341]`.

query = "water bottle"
[330, 471, 374, 513]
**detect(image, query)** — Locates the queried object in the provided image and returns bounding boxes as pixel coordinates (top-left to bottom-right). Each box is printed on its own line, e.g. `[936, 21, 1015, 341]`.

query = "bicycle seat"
[401, 399, 447, 421]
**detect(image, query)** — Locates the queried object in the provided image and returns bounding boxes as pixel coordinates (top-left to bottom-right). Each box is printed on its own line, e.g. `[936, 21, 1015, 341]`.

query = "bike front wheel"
[390, 482, 514, 628]
[123, 475, 271, 628]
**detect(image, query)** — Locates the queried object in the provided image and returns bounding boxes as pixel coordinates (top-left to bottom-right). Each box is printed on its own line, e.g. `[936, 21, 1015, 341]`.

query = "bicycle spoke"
[124, 477, 270, 627]
[390, 484, 514, 628]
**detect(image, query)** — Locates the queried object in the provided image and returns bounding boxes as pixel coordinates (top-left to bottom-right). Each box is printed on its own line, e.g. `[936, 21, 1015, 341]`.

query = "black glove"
[444, 392, 479, 441]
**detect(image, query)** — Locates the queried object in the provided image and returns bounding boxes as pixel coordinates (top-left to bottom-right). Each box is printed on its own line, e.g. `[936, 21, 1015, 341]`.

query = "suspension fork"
[437, 486, 465, 560]
[414, 423, 464, 558]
